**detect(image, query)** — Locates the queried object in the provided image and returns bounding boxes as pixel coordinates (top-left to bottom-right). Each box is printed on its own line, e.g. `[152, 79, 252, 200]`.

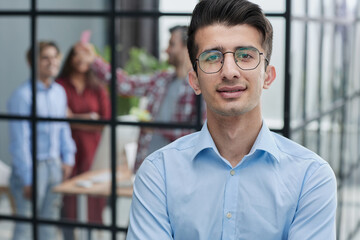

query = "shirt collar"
[31, 78, 54, 91]
[248, 121, 281, 162]
[192, 120, 281, 163]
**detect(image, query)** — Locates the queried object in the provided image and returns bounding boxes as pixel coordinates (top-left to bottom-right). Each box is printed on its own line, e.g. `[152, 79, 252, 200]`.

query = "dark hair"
[169, 25, 188, 46]
[187, 0, 273, 71]
[58, 46, 100, 89]
[26, 41, 60, 66]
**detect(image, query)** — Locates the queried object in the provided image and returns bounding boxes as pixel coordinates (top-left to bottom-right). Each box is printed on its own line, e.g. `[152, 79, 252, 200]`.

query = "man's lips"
[217, 86, 246, 98]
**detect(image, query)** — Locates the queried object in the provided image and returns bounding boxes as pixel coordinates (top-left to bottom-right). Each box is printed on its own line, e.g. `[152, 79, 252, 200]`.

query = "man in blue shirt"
[126, 0, 337, 239]
[7, 41, 76, 240]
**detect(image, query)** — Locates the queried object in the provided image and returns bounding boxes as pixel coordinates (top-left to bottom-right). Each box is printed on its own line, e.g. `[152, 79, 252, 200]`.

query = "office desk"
[53, 166, 134, 240]
[53, 166, 133, 197]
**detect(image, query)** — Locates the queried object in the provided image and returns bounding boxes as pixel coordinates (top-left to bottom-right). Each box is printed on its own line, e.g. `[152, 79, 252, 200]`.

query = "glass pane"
[327, 110, 342, 177]
[305, 22, 321, 118]
[0, 120, 13, 218]
[159, 0, 198, 13]
[117, 0, 159, 11]
[323, 0, 335, 18]
[113, 17, 202, 125]
[353, 22, 360, 92]
[321, 23, 336, 111]
[292, 0, 306, 16]
[57, 122, 111, 226]
[38, 0, 109, 10]
[250, 0, 285, 13]
[119, 126, 196, 172]
[37, 16, 108, 53]
[262, 18, 285, 129]
[159, 16, 191, 61]
[60, 225, 111, 239]
[338, 171, 360, 240]
[308, 0, 322, 18]
[0, 0, 29, 10]
[341, 100, 359, 176]
[114, 197, 132, 230]
[37, 223, 62, 239]
[118, 231, 128, 240]
[0, 220, 19, 240]
[348, 23, 360, 96]
[319, 116, 332, 164]
[0, 17, 30, 115]
[290, 21, 305, 129]
[304, 121, 320, 153]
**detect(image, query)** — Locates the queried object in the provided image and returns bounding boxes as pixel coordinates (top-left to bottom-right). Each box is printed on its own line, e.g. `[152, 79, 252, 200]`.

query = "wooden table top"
[53, 166, 133, 198]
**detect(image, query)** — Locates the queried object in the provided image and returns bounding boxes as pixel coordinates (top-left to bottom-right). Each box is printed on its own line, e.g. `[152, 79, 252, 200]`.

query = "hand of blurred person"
[62, 164, 73, 181]
[88, 112, 100, 120]
[67, 107, 74, 118]
[74, 42, 96, 65]
[23, 185, 32, 200]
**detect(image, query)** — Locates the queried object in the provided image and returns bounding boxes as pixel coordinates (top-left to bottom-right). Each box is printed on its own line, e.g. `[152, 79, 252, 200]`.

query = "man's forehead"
[194, 24, 264, 52]
[40, 46, 59, 56]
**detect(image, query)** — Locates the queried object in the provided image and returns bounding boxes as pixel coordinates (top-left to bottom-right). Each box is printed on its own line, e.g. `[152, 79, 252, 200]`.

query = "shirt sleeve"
[7, 92, 33, 186]
[288, 163, 337, 239]
[127, 158, 173, 239]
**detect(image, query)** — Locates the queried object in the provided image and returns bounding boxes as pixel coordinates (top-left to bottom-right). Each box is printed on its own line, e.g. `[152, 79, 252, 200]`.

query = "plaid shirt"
[92, 57, 200, 171]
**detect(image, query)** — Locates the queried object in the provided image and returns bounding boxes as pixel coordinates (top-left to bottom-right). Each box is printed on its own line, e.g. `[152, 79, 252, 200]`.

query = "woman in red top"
[56, 44, 111, 235]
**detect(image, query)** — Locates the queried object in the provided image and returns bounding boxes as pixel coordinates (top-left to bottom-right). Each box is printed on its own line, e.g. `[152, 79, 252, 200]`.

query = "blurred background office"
[0, 0, 359, 239]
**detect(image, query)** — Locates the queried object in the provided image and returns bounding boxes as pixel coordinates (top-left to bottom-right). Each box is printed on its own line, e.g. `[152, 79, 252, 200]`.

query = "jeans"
[10, 158, 62, 240]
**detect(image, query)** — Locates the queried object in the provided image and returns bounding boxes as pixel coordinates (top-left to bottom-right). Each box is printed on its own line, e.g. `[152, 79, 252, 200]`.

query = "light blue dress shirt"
[7, 79, 76, 186]
[127, 121, 337, 240]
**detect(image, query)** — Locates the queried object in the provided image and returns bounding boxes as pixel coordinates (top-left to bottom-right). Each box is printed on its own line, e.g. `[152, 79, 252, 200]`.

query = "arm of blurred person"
[62, 164, 73, 180]
[7, 88, 34, 199]
[75, 42, 173, 98]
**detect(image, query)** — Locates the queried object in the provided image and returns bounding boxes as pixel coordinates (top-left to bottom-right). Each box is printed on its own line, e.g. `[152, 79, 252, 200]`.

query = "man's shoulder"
[51, 81, 66, 91]
[8, 81, 31, 103]
[270, 131, 327, 165]
[146, 131, 199, 162]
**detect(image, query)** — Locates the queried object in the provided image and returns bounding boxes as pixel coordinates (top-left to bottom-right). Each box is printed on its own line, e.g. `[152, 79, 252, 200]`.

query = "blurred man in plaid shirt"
[78, 25, 204, 172]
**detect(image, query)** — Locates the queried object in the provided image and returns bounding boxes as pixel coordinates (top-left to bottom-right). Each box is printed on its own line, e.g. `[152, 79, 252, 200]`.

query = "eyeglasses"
[195, 47, 268, 74]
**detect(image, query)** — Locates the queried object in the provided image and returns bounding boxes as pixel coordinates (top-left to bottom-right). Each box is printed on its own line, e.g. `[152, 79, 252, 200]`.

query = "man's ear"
[188, 70, 202, 95]
[263, 65, 276, 89]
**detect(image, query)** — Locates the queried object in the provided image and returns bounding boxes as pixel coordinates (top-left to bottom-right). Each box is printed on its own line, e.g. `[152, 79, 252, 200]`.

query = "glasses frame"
[195, 47, 269, 74]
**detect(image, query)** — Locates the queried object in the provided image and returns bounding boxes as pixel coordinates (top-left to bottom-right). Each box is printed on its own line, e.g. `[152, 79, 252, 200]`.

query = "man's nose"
[220, 53, 241, 80]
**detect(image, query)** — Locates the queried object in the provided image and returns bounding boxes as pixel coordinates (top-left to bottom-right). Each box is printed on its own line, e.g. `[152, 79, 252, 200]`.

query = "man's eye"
[205, 54, 221, 62]
[237, 52, 254, 61]
[240, 54, 251, 59]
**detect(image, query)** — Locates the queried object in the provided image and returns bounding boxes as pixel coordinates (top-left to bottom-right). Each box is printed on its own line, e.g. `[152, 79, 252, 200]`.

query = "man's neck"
[175, 60, 192, 79]
[207, 111, 263, 167]
[38, 77, 52, 88]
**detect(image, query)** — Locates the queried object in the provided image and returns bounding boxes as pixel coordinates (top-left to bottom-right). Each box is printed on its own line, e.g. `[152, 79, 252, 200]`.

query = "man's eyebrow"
[235, 45, 257, 50]
[202, 46, 225, 53]
[202, 45, 258, 53]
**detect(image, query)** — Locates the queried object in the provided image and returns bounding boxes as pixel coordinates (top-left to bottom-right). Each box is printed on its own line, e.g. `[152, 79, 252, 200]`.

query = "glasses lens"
[234, 47, 260, 70]
[198, 50, 223, 73]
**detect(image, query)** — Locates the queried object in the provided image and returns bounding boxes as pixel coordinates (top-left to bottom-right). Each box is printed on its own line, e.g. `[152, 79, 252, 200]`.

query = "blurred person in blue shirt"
[126, 0, 337, 239]
[7, 41, 76, 240]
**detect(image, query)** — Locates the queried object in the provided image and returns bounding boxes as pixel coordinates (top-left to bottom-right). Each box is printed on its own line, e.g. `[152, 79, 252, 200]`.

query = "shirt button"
[226, 212, 232, 219]
[230, 170, 235, 176]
